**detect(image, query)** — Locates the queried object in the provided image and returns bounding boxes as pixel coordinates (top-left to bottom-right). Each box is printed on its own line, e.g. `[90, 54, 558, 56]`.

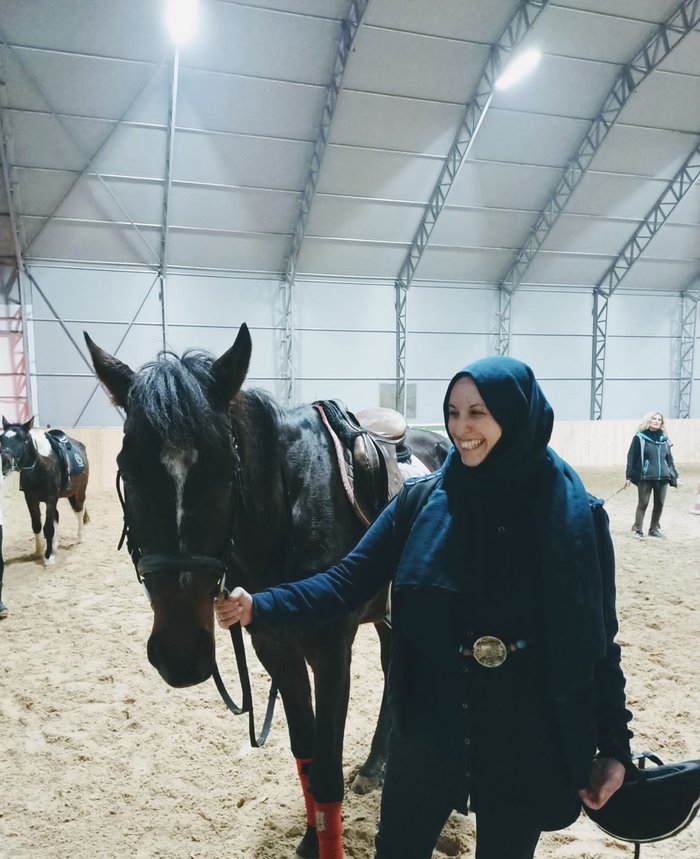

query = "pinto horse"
[1, 418, 90, 565]
[85, 324, 448, 859]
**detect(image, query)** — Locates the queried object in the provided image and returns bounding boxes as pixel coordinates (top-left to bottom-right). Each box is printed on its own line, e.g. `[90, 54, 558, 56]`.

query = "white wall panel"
[296, 330, 395, 379]
[522, 253, 612, 288]
[408, 285, 495, 332]
[509, 334, 592, 380]
[537, 380, 592, 421]
[406, 332, 492, 379]
[600, 379, 674, 419]
[567, 172, 668, 219]
[166, 274, 280, 328]
[513, 290, 593, 336]
[604, 337, 674, 379]
[296, 280, 395, 331]
[430, 208, 533, 249]
[31, 267, 161, 324]
[608, 291, 682, 338]
[167, 325, 279, 382]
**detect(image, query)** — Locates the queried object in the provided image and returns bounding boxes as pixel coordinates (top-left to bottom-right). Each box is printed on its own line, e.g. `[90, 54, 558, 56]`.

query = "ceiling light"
[494, 49, 542, 90]
[166, 0, 199, 45]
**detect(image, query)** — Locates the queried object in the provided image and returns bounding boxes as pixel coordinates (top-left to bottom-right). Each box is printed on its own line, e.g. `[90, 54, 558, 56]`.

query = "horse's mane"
[128, 350, 228, 450]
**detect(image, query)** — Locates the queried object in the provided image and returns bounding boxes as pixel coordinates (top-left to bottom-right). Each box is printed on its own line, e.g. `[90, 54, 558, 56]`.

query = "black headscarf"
[441, 355, 608, 663]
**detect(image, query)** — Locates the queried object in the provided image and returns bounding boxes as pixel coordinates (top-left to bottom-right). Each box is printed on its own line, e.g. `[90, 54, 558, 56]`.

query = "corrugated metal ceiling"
[0, 0, 698, 293]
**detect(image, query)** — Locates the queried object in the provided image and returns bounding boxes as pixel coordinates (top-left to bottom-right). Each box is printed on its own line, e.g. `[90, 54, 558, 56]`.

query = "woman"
[625, 411, 678, 538]
[216, 356, 633, 859]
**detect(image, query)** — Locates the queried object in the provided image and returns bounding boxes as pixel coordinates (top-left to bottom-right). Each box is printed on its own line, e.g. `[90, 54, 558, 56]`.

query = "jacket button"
[462, 702, 468, 710]
[462, 665, 469, 674]
[464, 738, 471, 746]
[498, 525, 506, 534]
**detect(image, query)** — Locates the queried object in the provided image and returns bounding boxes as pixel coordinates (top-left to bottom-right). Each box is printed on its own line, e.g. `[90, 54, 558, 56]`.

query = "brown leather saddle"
[313, 400, 410, 527]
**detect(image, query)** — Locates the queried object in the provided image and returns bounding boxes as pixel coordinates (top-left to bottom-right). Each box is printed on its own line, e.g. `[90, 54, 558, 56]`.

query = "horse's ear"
[22, 416, 34, 432]
[2, 416, 9, 431]
[211, 323, 252, 408]
[83, 331, 135, 410]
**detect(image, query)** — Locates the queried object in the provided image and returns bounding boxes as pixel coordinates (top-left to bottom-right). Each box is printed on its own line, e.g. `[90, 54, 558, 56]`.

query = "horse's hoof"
[296, 825, 319, 858]
[0, 601, 8, 619]
[45, 555, 56, 566]
[351, 770, 383, 795]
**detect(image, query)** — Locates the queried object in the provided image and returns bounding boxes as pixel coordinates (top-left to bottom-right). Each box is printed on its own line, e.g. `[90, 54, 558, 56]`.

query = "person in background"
[625, 411, 678, 539]
[216, 356, 634, 859]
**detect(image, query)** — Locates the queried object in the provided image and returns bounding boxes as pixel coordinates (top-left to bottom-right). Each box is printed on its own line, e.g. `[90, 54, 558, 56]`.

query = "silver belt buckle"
[472, 635, 508, 668]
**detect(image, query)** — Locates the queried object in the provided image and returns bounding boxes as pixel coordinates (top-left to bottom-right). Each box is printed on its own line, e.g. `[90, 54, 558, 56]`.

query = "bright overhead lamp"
[166, 0, 199, 45]
[494, 48, 542, 90]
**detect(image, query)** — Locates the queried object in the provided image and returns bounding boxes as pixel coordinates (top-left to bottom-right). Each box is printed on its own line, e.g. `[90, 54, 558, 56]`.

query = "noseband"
[114, 469, 277, 746]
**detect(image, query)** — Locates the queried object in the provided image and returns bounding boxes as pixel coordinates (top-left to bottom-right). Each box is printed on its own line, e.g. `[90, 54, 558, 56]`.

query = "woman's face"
[447, 376, 503, 467]
[649, 413, 663, 430]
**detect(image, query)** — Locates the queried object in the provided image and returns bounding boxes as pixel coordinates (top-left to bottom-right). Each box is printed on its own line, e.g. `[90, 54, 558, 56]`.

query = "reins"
[115, 470, 278, 747]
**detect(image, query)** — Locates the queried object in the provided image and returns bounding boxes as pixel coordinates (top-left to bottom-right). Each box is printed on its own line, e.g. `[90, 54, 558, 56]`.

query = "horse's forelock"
[128, 352, 227, 450]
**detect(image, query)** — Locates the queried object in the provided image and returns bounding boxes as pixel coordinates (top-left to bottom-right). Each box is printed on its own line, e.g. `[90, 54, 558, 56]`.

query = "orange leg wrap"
[295, 757, 316, 829]
[315, 801, 343, 859]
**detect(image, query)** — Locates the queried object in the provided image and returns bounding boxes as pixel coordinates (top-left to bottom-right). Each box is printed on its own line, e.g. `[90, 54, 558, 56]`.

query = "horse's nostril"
[147, 629, 214, 688]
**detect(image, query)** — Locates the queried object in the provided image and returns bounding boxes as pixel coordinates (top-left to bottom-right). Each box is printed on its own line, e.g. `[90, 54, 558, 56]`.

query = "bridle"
[115, 468, 278, 747]
[3, 429, 38, 473]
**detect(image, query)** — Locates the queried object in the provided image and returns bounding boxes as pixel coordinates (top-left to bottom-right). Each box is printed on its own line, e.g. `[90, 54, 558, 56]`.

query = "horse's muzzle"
[147, 627, 215, 688]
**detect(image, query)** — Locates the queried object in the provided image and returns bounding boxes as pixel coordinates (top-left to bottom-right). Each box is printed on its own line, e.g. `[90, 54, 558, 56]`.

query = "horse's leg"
[251, 634, 319, 858]
[67, 491, 88, 542]
[24, 495, 44, 558]
[43, 497, 59, 565]
[306, 625, 355, 859]
[352, 619, 391, 794]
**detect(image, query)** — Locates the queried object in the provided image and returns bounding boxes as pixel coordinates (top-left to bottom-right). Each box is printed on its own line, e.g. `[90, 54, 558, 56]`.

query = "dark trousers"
[374, 738, 541, 859]
[634, 481, 668, 532]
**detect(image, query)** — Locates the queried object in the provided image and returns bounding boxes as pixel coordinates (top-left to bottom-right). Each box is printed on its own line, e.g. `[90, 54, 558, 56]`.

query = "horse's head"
[1, 416, 35, 475]
[84, 325, 252, 688]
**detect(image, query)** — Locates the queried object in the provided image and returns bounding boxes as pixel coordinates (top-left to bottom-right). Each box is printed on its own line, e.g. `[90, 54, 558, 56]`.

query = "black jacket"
[626, 431, 678, 486]
[251, 470, 632, 828]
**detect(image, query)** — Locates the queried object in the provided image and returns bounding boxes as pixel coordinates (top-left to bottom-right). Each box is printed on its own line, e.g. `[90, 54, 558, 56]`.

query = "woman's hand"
[578, 757, 626, 810]
[215, 586, 253, 629]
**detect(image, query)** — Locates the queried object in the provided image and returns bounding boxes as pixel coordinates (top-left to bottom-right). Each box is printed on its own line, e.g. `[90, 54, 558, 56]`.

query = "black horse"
[85, 323, 448, 859]
[1, 418, 90, 565]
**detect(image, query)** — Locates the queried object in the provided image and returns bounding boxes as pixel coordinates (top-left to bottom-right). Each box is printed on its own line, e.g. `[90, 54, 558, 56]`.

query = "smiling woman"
[215, 355, 636, 859]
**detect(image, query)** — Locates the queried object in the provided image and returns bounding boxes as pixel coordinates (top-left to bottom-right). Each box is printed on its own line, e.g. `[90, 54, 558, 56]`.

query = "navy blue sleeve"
[251, 497, 398, 628]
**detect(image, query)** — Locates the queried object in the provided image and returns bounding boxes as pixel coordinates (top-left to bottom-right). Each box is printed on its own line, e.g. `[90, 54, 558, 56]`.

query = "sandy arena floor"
[1, 465, 698, 858]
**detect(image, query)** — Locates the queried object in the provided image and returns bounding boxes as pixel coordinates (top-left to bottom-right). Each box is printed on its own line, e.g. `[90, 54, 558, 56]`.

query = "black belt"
[459, 635, 528, 668]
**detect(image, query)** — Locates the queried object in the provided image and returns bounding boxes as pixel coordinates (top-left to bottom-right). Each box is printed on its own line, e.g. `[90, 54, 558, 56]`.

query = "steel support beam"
[677, 282, 699, 419]
[496, 287, 512, 356]
[394, 0, 550, 412]
[497, 0, 700, 315]
[279, 0, 368, 406]
[590, 139, 700, 419]
[158, 50, 180, 352]
[0, 103, 34, 418]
